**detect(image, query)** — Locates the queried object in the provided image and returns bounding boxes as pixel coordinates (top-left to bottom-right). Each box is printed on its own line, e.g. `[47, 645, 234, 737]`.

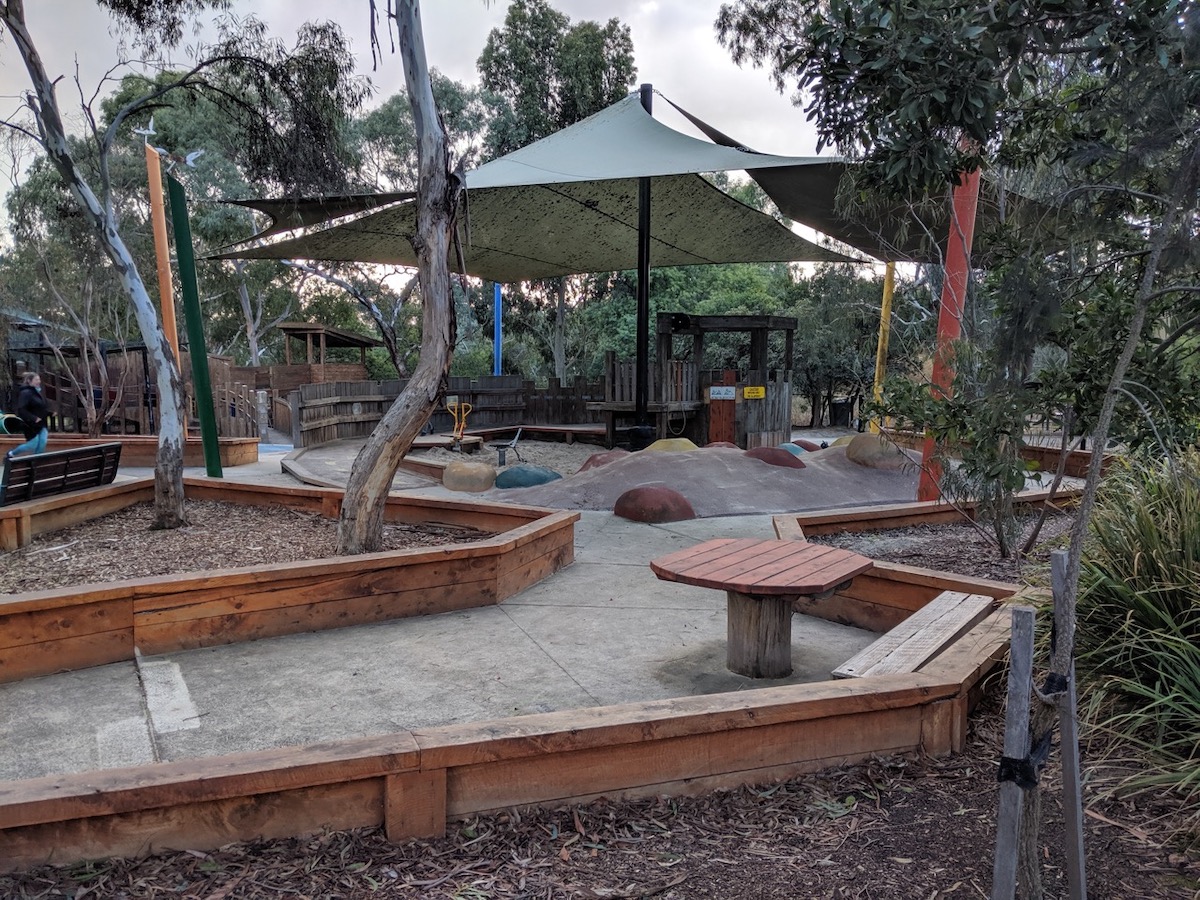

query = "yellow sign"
[743, 386, 766, 399]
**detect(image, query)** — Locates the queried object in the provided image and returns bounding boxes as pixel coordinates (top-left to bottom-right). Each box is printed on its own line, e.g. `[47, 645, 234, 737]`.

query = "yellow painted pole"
[869, 261, 896, 434]
[145, 144, 179, 362]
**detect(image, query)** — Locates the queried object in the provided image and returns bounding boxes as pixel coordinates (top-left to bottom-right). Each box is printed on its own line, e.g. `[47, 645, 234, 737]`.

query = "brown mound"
[479, 446, 921, 517]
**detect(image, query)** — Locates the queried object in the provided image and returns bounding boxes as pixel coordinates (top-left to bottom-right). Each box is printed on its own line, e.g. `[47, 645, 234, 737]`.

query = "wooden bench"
[0, 443, 122, 506]
[651, 538, 874, 679]
[832, 589, 996, 678]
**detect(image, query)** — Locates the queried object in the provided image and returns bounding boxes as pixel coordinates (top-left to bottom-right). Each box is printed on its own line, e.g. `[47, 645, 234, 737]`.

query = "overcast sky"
[0, 0, 823, 158]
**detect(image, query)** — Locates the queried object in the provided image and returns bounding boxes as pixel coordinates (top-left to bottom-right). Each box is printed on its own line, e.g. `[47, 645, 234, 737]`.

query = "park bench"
[831, 589, 997, 678]
[0, 443, 122, 506]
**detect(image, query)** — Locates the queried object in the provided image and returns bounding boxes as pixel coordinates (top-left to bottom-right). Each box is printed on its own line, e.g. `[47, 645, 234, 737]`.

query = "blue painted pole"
[493, 282, 503, 376]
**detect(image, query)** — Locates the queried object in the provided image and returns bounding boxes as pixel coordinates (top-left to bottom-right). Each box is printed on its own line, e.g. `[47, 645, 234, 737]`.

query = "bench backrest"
[0, 443, 123, 506]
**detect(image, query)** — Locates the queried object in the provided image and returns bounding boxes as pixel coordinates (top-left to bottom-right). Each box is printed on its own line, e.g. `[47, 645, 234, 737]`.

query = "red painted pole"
[916, 168, 981, 501]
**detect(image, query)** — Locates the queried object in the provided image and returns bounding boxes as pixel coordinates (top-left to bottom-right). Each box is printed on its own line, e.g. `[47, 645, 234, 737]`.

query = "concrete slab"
[0, 662, 150, 780]
[0, 438, 886, 784]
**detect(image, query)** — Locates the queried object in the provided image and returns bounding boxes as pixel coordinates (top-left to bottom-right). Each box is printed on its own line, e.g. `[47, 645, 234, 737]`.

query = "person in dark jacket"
[9, 371, 48, 458]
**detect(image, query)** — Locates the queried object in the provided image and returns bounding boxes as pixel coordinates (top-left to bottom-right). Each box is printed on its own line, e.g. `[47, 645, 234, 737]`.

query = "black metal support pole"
[633, 82, 653, 447]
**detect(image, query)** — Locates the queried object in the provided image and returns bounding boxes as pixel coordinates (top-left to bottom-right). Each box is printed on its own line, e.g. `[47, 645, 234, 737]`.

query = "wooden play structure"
[590, 313, 796, 449]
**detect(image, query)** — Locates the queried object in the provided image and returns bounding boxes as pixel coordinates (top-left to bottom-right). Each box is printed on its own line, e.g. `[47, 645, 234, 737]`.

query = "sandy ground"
[437, 442, 923, 517]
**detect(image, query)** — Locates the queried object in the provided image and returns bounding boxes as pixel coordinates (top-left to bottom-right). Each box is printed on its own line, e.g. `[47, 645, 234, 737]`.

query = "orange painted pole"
[916, 168, 981, 501]
[145, 144, 180, 363]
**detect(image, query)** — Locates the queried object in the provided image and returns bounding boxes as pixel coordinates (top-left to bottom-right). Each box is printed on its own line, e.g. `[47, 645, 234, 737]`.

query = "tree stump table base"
[726, 590, 795, 678]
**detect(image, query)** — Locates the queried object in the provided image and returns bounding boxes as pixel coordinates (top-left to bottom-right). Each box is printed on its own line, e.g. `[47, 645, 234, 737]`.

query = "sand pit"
[482, 444, 922, 516]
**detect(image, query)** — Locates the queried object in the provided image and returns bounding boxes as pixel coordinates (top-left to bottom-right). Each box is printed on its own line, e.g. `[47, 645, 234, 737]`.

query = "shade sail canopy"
[218, 93, 860, 278]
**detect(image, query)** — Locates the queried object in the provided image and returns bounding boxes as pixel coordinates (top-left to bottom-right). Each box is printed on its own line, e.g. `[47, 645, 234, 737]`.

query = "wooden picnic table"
[651, 538, 874, 678]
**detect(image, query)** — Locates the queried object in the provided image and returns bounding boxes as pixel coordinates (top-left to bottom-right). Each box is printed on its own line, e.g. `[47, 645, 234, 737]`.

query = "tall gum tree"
[0, 0, 190, 526]
[337, 0, 460, 554]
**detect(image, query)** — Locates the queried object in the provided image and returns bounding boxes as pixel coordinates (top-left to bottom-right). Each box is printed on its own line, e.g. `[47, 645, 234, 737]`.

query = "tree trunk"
[336, 0, 456, 555]
[2, 0, 187, 527]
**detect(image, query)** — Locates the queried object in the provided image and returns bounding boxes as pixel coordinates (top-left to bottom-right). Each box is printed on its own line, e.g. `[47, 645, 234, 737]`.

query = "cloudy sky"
[0, 0, 823, 157]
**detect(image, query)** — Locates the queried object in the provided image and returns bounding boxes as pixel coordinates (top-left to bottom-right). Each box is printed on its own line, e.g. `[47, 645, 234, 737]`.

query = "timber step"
[832, 589, 996, 679]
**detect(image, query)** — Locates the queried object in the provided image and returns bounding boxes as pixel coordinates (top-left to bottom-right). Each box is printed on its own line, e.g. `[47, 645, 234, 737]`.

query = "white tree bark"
[1, 0, 187, 526]
[336, 0, 457, 554]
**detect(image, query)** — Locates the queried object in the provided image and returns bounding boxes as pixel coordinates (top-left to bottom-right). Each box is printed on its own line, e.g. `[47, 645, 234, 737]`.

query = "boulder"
[644, 438, 699, 453]
[494, 464, 563, 489]
[577, 448, 631, 473]
[442, 459, 497, 493]
[613, 485, 696, 523]
[744, 446, 806, 469]
[793, 438, 825, 452]
[844, 433, 912, 471]
[704, 441, 740, 449]
[830, 435, 856, 447]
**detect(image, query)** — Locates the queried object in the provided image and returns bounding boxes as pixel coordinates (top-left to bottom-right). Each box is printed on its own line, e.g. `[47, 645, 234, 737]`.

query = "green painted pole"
[167, 174, 223, 478]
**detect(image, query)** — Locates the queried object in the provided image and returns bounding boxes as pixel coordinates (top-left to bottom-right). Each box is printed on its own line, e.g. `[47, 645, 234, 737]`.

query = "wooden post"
[992, 605, 1035, 900]
[1053, 550, 1088, 900]
[918, 168, 981, 500]
[726, 590, 793, 678]
[144, 144, 179, 364]
[870, 261, 896, 434]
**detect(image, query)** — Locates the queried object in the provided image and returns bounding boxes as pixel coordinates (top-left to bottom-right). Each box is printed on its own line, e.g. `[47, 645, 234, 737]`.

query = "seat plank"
[832, 590, 996, 678]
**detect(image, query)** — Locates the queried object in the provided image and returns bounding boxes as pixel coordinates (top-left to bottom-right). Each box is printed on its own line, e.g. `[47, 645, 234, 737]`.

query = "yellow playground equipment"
[445, 396, 472, 449]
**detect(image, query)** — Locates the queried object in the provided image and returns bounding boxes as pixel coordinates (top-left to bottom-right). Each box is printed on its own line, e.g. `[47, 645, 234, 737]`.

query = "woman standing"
[9, 371, 49, 458]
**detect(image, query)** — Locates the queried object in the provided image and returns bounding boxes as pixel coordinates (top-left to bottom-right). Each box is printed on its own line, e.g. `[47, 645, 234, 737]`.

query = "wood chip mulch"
[2, 690, 1195, 898]
[0, 501, 489, 594]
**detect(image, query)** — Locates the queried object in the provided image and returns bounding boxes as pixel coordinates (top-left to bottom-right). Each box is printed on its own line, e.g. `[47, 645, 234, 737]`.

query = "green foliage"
[717, 0, 1193, 195]
[477, 0, 636, 157]
[1076, 451, 1200, 824]
[1078, 452, 1200, 677]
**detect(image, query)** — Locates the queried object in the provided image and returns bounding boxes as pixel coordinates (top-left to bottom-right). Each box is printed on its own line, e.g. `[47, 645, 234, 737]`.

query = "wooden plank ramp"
[833, 590, 996, 679]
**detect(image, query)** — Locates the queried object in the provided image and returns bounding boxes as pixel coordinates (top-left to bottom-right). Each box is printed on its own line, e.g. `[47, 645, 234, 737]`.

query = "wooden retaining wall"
[885, 430, 1112, 479]
[0, 480, 578, 682]
[778, 487, 1080, 538]
[0, 435, 259, 468]
[0, 590, 1013, 871]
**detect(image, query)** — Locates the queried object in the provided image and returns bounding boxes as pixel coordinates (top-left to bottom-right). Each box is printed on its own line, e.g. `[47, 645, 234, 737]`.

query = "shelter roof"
[217, 94, 860, 279]
[278, 321, 383, 349]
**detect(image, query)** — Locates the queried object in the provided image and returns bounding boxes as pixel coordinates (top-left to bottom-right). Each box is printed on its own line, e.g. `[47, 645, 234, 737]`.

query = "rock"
[744, 446, 806, 469]
[644, 438, 699, 452]
[830, 435, 856, 447]
[776, 442, 806, 456]
[613, 485, 696, 522]
[704, 441, 740, 449]
[494, 464, 563, 489]
[442, 459, 496, 493]
[793, 438, 824, 452]
[844, 433, 912, 471]
[577, 448, 631, 473]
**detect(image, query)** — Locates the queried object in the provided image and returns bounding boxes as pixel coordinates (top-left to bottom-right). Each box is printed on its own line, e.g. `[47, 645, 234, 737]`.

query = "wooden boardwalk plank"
[833, 591, 996, 679]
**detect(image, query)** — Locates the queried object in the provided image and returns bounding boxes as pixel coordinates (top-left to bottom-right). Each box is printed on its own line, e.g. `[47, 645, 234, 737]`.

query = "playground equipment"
[445, 396, 472, 450]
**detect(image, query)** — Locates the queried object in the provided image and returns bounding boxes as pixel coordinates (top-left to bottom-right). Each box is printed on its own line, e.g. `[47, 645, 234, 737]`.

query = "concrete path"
[1, 435, 878, 783]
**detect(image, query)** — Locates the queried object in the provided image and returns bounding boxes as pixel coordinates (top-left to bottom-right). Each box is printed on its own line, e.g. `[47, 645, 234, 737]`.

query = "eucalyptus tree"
[0, 0, 367, 526]
[477, 0, 637, 384]
[1, 149, 141, 435]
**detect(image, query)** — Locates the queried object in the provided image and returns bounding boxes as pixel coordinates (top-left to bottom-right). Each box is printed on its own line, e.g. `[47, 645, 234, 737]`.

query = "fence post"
[256, 390, 270, 441]
[992, 606, 1036, 900]
[288, 390, 302, 449]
